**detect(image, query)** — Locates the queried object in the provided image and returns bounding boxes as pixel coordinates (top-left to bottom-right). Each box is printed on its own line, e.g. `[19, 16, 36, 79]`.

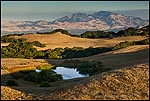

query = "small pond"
[54, 67, 89, 80]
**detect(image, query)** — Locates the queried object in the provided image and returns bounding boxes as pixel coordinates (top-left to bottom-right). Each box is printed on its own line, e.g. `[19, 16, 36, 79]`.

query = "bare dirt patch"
[1, 43, 10, 47]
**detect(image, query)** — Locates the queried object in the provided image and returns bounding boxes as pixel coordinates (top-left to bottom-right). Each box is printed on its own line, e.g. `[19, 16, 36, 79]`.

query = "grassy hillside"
[9, 32, 147, 50]
[75, 45, 149, 69]
[1, 45, 149, 71]
[42, 63, 149, 100]
[1, 63, 149, 100]
[1, 44, 149, 100]
[1, 29, 149, 100]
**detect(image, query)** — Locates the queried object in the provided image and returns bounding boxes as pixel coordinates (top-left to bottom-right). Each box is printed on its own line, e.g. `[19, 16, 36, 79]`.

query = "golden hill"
[2, 63, 148, 100]
[42, 63, 149, 100]
[1, 45, 149, 100]
[75, 45, 149, 69]
[1, 45, 149, 71]
[10, 32, 147, 50]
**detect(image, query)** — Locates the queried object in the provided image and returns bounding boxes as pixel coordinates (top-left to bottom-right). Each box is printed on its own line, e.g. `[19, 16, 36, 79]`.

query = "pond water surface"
[54, 67, 89, 80]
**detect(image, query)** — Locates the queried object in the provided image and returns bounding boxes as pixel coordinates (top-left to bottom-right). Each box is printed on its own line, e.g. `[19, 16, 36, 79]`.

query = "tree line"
[2, 25, 149, 39]
[1, 36, 149, 59]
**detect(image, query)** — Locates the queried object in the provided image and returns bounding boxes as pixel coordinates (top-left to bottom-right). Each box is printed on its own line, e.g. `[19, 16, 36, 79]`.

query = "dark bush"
[22, 70, 63, 83]
[1, 65, 8, 70]
[11, 72, 24, 79]
[31, 41, 46, 47]
[6, 80, 18, 86]
[135, 38, 149, 45]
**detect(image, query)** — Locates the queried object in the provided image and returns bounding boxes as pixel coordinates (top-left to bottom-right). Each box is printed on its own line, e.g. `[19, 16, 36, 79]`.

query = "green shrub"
[11, 72, 24, 79]
[135, 38, 149, 45]
[1, 65, 8, 70]
[36, 64, 53, 70]
[61, 60, 109, 76]
[23, 72, 37, 83]
[108, 34, 113, 39]
[22, 69, 63, 83]
[112, 41, 133, 50]
[19, 70, 35, 74]
[31, 41, 46, 48]
[40, 81, 50, 87]
[6, 80, 18, 86]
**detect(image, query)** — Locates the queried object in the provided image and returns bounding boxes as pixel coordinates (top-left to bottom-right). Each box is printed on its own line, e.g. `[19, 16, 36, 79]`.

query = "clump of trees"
[36, 64, 53, 70]
[61, 46, 112, 58]
[1, 37, 149, 59]
[11, 69, 62, 84]
[80, 26, 149, 39]
[6, 80, 18, 86]
[1, 65, 8, 70]
[1, 40, 37, 58]
[2, 25, 149, 40]
[30, 41, 46, 48]
[112, 41, 133, 50]
[81, 30, 114, 39]
[1, 37, 46, 58]
[1, 36, 19, 43]
[134, 38, 149, 45]
[1, 26, 149, 60]
[37, 29, 70, 35]
[59, 60, 111, 76]
[112, 38, 149, 50]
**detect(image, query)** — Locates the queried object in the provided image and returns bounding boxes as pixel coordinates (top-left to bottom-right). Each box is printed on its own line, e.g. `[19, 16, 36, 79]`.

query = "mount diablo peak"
[93, 11, 114, 18]
[53, 13, 93, 23]
[1, 11, 149, 33]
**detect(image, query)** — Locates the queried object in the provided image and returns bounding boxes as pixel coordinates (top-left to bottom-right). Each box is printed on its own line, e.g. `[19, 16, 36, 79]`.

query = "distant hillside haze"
[114, 9, 149, 20]
[1, 11, 149, 34]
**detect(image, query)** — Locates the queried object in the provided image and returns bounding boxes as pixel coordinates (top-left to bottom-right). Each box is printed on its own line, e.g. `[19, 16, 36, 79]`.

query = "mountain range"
[1, 11, 149, 34]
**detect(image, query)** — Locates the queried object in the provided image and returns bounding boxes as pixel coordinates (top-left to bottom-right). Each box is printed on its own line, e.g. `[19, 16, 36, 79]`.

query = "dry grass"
[1, 45, 149, 72]
[1, 33, 149, 100]
[1, 86, 32, 100]
[1, 63, 149, 100]
[72, 45, 149, 69]
[7, 66, 36, 73]
[101, 45, 149, 54]
[1, 58, 49, 70]
[10, 32, 147, 50]
[1, 45, 149, 100]
[41, 63, 149, 100]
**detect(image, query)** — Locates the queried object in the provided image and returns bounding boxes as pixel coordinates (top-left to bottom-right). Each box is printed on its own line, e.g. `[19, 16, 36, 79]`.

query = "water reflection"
[54, 67, 89, 80]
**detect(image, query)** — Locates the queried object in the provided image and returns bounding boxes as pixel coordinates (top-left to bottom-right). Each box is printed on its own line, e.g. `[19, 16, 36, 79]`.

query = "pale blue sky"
[1, 1, 149, 21]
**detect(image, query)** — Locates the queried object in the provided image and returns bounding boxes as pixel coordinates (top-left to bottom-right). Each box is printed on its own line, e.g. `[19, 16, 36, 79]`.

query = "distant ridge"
[2, 11, 149, 34]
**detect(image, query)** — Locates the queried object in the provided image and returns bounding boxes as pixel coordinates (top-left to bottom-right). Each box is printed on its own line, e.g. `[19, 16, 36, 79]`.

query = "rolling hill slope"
[75, 45, 149, 69]
[9, 32, 148, 50]
[42, 63, 149, 100]
[1, 45, 149, 100]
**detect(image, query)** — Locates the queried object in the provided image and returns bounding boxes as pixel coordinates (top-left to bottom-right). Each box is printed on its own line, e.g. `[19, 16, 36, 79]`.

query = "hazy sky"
[1, 1, 149, 21]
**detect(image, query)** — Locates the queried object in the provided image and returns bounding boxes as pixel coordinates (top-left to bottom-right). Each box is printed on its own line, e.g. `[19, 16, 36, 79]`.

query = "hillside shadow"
[1, 68, 88, 99]
[1, 48, 149, 99]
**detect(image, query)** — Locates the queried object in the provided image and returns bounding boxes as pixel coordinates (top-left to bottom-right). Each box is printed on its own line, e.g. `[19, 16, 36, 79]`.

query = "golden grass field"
[1, 32, 149, 100]
[9, 32, 148, 50]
